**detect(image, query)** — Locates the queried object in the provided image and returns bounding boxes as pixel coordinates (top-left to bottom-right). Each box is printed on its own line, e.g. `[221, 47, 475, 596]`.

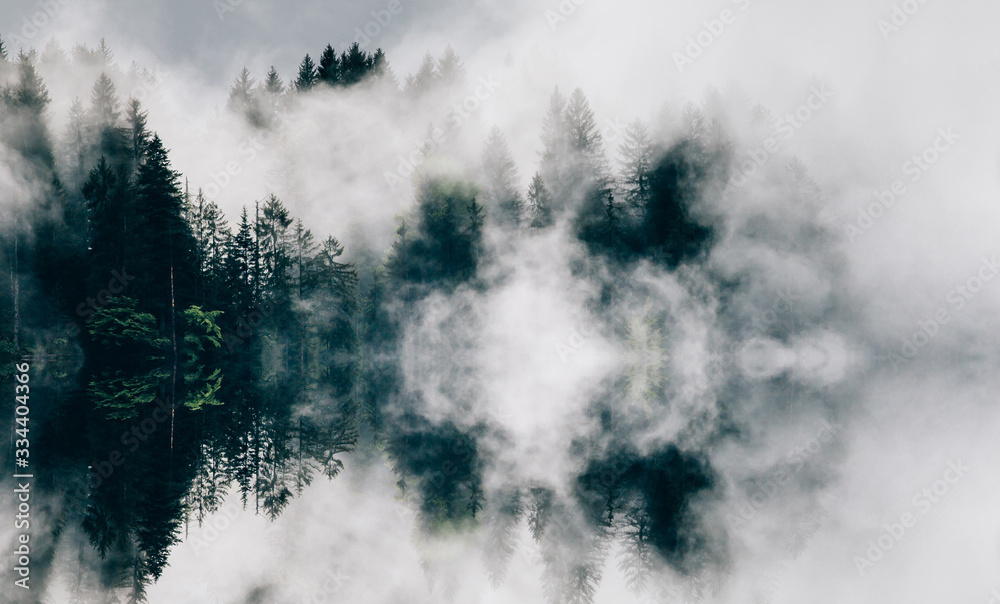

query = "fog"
[2, 0, 1000, 602]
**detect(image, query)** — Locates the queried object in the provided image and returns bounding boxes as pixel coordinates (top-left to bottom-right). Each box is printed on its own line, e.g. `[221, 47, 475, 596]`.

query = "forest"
[0, 36, 840, 604]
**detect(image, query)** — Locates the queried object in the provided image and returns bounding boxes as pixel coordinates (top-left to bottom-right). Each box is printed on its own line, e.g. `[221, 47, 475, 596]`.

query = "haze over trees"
[0, 38, 837, 604]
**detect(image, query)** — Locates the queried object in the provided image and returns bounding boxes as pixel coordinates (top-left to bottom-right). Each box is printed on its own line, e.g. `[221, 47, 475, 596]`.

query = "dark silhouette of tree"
[339, 42, 371, 86]
[227, 67, 264, 127]
[294, 54, 318, 92]
[318, 44, 340, 86]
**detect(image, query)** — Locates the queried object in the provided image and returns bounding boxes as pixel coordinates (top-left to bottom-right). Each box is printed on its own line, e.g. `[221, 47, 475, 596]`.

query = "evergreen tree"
[436, 45, 465, 87]
[527, 172, 553, 229]
[539, 87, 568, 208]
[405, 53, 437, 98]
[41, 38, 70, 69]
[481, 127, 524, 228]
[387, 178, 482, 291]
[125, 97, 151, 172]
[264, 66, 284, 94]
[85, 296, 168, 419]
[89, 72, 122, 158]
[97, 37, 115, 67]
[294, 54, 318, 92]
[370, 48, 398, 90]
[317, 45, 340, 86]
[224, 207, 256, 317]
[339, 42, 372, 86]
[189, 189, 230, 306]
[227, 67, 264, 127]
[261, 66, 285, 123]
[62, 97, 90, 187]
[3, 52, 54, 169]
[82, 156, 124, 273]
[132, 134, 198, 320]
[617, 119, 655, 214]
[255, 194, 293, 302]
[563, 88, 610, 184]
[90, 72, 121, 130]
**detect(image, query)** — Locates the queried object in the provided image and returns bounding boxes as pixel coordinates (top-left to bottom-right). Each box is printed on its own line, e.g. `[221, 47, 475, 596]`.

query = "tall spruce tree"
[132, 134, 198, 320]
[318, 45, 340, 85]
[481, 127, 524, 228]
[527, 172, 554, 229]
[294, 54, 318, 92]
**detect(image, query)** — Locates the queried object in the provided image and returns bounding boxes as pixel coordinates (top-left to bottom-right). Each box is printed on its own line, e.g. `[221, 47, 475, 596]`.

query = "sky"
[3, 0, 1000, 602]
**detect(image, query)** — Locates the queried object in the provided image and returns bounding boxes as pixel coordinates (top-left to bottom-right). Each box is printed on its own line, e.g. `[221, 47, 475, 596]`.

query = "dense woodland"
[0, 37, 835, 603]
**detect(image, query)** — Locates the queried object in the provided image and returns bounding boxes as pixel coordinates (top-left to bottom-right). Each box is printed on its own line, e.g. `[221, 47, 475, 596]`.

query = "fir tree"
[132, 134, 198, 320]
[405, 52, 437, 98]
[227, 67, 264, 127]
[317, 45, 340, 86]
[481, 127, 524, 228]
[90, 72, 121, 130]
[294, 54, 318, 92]
[539, 87, 568, 207]
[436, 46, 466, 87]
[125, 97, 151, 172]
[527, 172, 553, 229]
[617, 119, 655, 214]
[340, 42, 372, 86]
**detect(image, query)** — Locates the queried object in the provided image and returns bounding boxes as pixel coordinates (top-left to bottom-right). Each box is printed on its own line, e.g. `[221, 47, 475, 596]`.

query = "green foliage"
[86, 297, 168, 419]
[181, 305, 224, 411]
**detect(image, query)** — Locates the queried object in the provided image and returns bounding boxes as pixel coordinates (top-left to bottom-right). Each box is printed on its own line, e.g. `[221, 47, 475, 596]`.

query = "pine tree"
[227, 67, 264, 126]
[481, 127, 524, 228]
[467, 197, 485, 254]
[292, 219, 318, 298]
[41, 38, 70, 69]
[405, 53, 437, 98]
[255, 194, 293, 302]
[370, 48, 398, 90]
[527, 172, 553, 229]
[294, 54, 318, 92]
[124, 97, 151, 173]
[62, 97, 90, 186]
[82, 157, 124, 272]
[617, 119, 655, 214]
[563, 88, 609, 183]
[3, 52, 54, 169]
[71, 43, 100, 68]
[264, 66, 284, 94]
[436, 46, 465, 87]
[189, 189, 230, 306]
[224, 207, 256, 316]
[539, 87, 568, 207]
[483, 489, 523, 587]
[132, 134, 198, 319]
[261, 66, 285, 123]
[617, 503, 653, 595]
[317, 45, 340, 86]
[90, 72, 121, 129]
[340, 42, 372, 86]
[97, 37, 115, 67]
